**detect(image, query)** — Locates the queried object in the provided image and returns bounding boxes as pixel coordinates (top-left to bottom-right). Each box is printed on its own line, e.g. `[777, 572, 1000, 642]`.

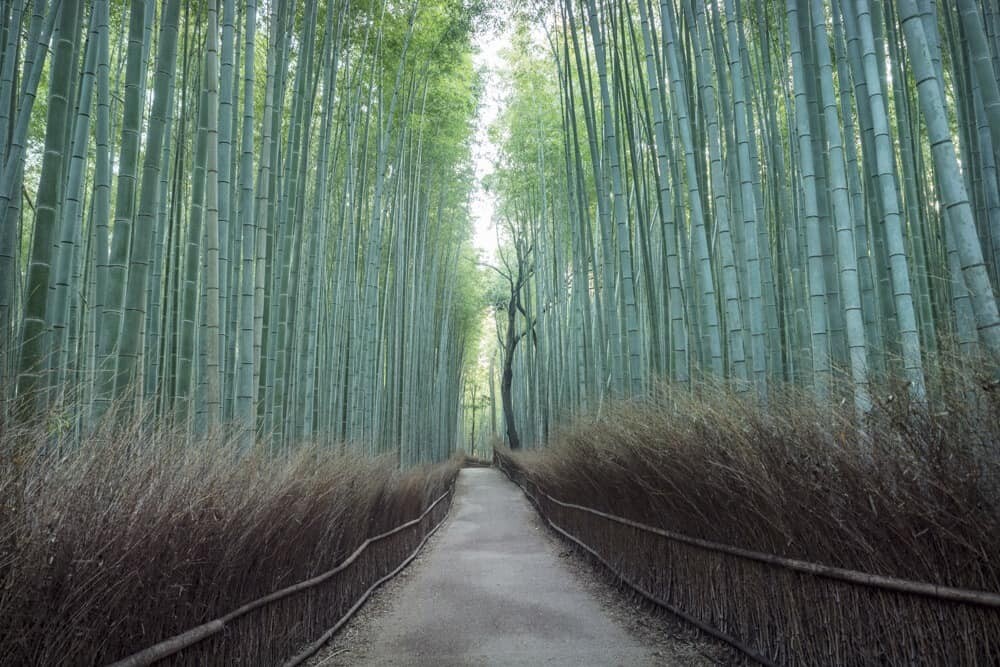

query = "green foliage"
[1, 0, 493, 460]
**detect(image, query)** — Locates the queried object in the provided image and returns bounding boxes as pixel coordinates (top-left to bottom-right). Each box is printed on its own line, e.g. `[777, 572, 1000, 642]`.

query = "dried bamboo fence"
[495, 451, 1000, 666]
[106, 487, 453, 667]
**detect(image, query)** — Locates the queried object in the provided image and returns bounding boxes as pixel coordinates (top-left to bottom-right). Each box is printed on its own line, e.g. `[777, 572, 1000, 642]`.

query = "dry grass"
[0, 414, 459, 666]
[498, 371, 1000, 664]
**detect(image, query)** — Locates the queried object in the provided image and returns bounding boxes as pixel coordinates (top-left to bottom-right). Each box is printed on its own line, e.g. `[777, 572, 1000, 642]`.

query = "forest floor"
[305, 467, 725, 666]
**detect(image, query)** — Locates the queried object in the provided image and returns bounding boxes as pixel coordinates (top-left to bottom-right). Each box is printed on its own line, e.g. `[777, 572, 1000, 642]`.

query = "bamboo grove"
[0, 0, 487, 462]
[485, 0, 1000, 449]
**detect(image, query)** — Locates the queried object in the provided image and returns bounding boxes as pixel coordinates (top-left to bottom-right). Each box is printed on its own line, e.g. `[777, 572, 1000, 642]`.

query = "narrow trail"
[311, 468, 682, 666]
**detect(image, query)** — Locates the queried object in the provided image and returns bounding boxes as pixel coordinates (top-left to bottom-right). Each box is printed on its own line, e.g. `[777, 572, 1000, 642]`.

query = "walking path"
[322, 467, 665, 666]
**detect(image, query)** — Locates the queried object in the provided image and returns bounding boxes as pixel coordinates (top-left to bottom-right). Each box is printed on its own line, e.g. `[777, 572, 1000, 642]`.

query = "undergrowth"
[503, 371, 1000, 591]
[498, 368, 1000, 663]
[0, 414, 459, 665]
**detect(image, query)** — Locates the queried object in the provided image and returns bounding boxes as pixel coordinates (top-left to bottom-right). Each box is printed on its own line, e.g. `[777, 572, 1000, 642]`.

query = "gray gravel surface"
[305, 467, 723, 666]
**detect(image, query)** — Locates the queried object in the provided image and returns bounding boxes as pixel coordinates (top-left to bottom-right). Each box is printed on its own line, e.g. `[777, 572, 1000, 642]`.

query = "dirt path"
[306, 467, 717, 666]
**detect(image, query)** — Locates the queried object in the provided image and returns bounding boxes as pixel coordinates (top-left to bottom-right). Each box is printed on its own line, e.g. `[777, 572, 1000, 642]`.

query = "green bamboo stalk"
[16, 0, 82, 416]
[115, 0, 183, 405]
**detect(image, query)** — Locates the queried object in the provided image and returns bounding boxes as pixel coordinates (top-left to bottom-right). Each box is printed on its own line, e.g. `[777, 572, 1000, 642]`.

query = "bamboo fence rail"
[107, 487, 453, 667]
[496, 452, 1000, 665]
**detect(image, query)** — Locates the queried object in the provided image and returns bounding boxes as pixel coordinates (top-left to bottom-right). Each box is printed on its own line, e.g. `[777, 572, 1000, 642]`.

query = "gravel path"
[306, 467, 724, 666]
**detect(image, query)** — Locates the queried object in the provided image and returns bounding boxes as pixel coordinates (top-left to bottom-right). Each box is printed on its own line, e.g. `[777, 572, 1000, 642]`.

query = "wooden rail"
[496, 459, 1000, 606]
[107, 487, 452, 667]
[495, 453, 1000, 665]
[495, 460, 774, 665]
[546, 491, 1000, 607]
[282, 509, 449, 666]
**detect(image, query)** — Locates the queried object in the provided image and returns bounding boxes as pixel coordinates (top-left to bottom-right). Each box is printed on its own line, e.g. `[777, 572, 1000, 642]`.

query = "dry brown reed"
[498, 373, 1000, 665]
[0, 415, 459, 666]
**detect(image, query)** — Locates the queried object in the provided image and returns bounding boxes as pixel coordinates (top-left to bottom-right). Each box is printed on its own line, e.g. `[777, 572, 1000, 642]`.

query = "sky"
[469, 26, 509, 264]
[469, 15, 552, 265]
